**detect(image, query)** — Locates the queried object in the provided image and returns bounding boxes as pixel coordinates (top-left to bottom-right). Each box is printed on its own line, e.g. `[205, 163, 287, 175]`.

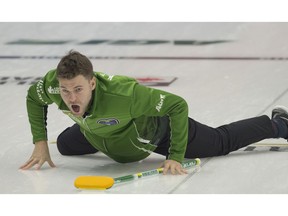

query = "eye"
[75, 88, 82, 93]
[61, 89, 69, 94]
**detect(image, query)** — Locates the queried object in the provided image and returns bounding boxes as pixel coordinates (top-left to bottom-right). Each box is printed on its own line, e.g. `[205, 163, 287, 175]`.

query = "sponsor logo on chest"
[97, 118, 120, 125]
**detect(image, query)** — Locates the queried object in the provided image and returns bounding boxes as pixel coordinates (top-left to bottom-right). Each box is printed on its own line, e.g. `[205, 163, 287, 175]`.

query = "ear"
[90, 77, 96, 90]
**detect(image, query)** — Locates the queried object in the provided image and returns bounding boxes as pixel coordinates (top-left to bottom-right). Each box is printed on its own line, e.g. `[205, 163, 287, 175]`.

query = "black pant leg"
[154, 115, 276, 158]
[57, 124, 98, 155]
[185, 115, 276, 158]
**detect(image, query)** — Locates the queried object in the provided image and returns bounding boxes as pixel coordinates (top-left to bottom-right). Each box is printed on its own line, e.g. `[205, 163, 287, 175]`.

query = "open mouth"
[71, 105, 80, 113]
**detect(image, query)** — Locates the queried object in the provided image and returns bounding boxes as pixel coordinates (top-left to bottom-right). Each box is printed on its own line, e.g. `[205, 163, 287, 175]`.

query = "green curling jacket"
[26, 70, 188, 163]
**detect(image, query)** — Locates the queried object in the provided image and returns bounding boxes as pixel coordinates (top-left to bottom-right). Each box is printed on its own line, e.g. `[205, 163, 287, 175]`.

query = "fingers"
[162, 160, 188, 175]
[19, 158, 34, 170]
[20, 158, 41, 170]
[162, 163, 168, 175]
[48, 159, 56, 168]
[20, 158, 56, 170]
[164, 165, 186, 175]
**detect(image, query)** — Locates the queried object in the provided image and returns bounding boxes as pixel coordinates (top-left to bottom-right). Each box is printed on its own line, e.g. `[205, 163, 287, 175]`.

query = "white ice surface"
[0, 23, 288, 196]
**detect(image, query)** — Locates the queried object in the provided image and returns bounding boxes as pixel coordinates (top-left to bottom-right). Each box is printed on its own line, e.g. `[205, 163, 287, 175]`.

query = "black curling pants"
[57, 115, 276, 158]
[154, 115, 276, 158]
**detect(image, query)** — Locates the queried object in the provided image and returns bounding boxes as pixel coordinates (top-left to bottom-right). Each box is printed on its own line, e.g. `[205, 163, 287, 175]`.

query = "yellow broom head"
[74, 176, 115, 190]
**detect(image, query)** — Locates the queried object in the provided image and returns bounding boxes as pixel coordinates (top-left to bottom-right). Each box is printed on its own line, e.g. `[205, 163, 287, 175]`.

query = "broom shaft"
[113, 158, 200, 184]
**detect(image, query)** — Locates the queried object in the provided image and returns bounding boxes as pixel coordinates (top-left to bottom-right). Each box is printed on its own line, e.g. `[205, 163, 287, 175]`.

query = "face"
[58, 75, 96, 117]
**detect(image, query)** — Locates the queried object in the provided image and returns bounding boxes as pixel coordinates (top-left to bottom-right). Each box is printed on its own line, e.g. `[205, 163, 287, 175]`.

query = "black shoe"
[271, 106, 288, 139]
[272, 106, 288, 121]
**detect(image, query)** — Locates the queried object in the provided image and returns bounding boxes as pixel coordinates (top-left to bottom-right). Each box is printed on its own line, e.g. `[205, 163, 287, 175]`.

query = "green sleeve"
[131, 84, 189, 162]
[26, 77, 54, 143]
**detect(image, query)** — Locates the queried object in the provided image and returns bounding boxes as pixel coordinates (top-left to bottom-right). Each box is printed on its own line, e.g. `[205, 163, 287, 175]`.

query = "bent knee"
[56, 135, 71, 155]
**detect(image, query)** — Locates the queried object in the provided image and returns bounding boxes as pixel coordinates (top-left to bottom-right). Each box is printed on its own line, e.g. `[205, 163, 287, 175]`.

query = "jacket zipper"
[82, 115, 92, 133]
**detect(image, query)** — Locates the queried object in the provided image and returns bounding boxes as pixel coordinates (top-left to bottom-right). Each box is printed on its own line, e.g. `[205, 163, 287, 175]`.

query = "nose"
[68, 92, 77, 103]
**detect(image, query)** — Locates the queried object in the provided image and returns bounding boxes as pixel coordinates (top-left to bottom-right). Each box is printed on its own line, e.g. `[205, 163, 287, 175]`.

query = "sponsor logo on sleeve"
[48, 86, 60, 94]
[36, 80, 48, 104]
[156, 94, 166, 112]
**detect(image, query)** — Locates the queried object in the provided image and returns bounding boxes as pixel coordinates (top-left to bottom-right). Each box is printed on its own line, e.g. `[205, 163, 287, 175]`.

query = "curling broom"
[74, 158, 201, 190]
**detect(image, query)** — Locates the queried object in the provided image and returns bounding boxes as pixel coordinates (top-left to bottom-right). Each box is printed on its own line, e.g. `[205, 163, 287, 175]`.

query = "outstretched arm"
[23, 71, 56, 170]
[131, 84, 189, 173]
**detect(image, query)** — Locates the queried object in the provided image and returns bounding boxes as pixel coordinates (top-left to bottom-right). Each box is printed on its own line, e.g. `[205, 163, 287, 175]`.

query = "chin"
[74, 112, 84, 117]
[73, 113, 82, 117]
